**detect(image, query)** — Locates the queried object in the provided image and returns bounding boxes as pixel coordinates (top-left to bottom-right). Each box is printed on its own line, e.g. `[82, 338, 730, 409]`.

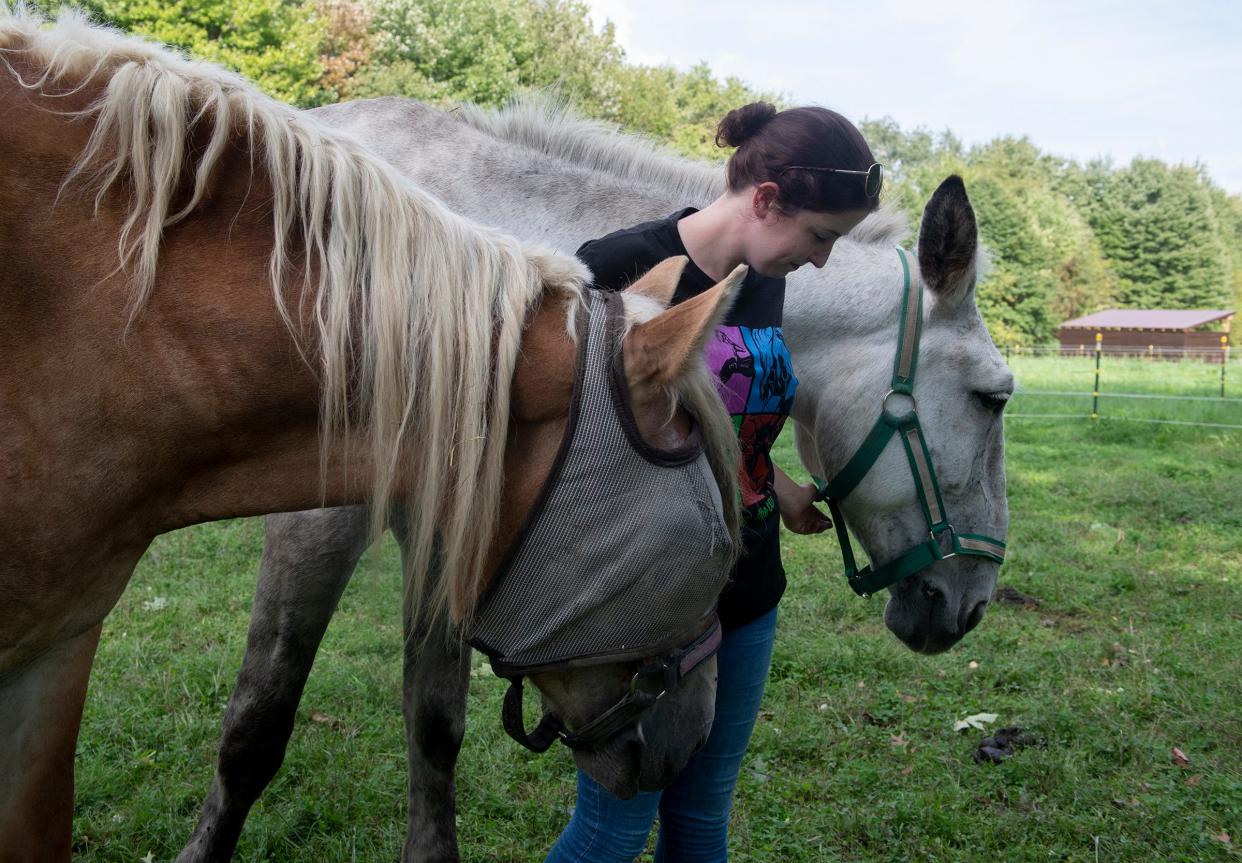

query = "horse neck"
[328, 100, 699, 250]
[0, 77, 364, 542]
[459, 292, 578, 612]
[787, 244, 913, 334]
[782, 246, 917, 430]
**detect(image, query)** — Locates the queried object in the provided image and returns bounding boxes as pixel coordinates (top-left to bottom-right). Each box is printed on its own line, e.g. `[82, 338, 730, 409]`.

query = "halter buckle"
[932, 525, 957, 560]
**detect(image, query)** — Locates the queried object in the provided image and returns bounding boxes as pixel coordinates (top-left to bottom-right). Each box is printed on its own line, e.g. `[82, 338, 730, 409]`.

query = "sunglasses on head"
[780, 162, 883, 198]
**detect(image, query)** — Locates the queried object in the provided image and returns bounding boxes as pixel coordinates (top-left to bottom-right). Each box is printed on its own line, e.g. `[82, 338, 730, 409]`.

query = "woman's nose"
[810, 250, 831, 268]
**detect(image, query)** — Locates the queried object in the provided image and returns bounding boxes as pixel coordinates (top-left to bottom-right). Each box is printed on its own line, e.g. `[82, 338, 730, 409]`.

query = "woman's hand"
[773, 467, 832, 535]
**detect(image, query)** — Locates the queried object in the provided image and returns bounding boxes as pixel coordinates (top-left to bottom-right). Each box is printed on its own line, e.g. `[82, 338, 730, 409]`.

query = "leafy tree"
[344, 0, 772, 161]
[71, 0, 330, 106]
[1206, 184, 1242, 314]
[611, 62, 771, 161]
[349, 0, 622, 113]
[961, 173, 1057, 344]
[1082, 159, 1231, 309]
[861, 117, 963, 185]
[317, 0, 374, 101]
[856, 117, 981, 252]
[969, 138, 1115, 329]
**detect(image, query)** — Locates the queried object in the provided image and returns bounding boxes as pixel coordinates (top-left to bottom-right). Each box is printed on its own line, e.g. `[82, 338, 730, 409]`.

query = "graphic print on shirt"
[704, 325, 799, 515]
[743, 326, 797, 415]
[736, 414, 784, 513]
[706, 327, 756, 414]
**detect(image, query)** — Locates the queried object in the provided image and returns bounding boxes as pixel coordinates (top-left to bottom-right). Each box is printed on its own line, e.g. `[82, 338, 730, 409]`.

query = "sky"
[583, 0, 1242, 194]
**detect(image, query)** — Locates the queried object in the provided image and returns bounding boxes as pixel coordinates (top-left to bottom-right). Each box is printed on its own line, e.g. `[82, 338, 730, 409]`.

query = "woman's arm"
[773, 465, 833, 535]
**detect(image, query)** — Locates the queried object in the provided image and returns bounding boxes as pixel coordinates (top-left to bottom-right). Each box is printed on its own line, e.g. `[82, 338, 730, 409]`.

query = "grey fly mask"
[467, 290, 735, 751]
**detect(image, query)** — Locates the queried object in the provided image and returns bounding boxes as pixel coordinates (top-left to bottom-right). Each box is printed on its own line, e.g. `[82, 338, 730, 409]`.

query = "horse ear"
[917, 175, 978, 305]
[624, 255, 687, 306]
[624, 264, 745, 388]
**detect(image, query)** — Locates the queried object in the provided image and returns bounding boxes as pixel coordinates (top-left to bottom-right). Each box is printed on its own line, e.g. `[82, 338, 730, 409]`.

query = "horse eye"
[974, 391, 1010, 413]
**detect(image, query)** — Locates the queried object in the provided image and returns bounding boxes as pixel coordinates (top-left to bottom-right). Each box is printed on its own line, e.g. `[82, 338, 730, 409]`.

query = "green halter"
[812, 248, 1006, 597]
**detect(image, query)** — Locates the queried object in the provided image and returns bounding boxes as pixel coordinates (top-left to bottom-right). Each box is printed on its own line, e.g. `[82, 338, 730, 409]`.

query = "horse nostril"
[921, 581, 944, 603]
[962, 599, 988, 633]
[622, 727, 646, 763]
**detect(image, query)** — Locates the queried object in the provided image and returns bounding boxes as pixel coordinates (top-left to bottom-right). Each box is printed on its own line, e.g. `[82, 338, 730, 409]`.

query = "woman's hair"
[716, 102, 879, 214]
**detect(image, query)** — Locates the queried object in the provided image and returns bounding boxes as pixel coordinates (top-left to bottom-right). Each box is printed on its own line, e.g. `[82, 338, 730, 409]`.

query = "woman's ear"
[751, 182, 782, 219]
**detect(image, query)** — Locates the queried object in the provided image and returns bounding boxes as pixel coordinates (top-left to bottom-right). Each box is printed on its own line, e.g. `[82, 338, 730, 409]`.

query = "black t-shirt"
[577, 208, 799, 630]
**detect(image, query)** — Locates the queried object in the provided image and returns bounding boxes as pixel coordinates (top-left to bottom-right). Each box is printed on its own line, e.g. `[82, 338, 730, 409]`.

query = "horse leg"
[177, 507, 372, 863]
[0, 623, 102, 863]
[395, 523, 471, 863]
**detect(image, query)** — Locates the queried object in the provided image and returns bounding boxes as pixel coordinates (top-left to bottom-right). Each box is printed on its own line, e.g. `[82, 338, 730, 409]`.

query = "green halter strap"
[812, 248, 1006, 597]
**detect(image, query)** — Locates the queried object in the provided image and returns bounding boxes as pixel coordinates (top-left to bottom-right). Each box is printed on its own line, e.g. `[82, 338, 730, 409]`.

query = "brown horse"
[0, 11, 742, 861]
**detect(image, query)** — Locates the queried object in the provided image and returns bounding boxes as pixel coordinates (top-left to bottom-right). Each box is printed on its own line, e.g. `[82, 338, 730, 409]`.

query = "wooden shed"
[1057, 309, 1233, 358]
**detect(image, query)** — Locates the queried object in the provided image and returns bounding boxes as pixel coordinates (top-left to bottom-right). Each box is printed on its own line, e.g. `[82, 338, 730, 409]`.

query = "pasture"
[74, 360, 1241, 862]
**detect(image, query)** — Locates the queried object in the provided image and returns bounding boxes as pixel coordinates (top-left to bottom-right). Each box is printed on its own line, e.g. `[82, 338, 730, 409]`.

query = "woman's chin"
[752, 260, 796, 278]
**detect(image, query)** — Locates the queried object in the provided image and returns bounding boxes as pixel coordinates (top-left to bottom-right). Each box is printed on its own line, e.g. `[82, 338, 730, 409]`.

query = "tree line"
[35, 0, 1242, 345]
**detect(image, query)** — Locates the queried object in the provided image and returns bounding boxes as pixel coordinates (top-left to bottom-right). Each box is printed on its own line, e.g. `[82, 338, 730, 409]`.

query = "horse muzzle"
[883, 566, 994, 654]
[489, 617, 722, 754]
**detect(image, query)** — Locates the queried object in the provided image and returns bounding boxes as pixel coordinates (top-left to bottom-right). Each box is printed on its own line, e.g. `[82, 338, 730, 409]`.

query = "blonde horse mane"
[454, 93, 911, 248]
[0, 7, 592, 621]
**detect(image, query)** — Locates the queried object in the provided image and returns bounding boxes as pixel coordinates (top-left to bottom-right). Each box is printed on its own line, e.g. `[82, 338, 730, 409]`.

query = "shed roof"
[1059, 309, 1234, 331]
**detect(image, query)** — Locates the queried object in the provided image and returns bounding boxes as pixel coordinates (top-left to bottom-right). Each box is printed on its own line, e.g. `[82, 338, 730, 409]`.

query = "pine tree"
[1084, 159, 1231, 309]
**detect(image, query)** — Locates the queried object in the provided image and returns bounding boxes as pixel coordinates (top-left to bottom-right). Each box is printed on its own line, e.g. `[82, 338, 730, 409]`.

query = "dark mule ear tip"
[930, 175, 970, 207]
[940, 174, 966, 191]
[922, 174, 976, 228]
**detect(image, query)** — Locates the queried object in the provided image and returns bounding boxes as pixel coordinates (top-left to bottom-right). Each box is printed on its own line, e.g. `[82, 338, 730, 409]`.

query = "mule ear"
[918, 175, 978, 305]
[624, 264, 745, 388]
[624, 255, 686, 307]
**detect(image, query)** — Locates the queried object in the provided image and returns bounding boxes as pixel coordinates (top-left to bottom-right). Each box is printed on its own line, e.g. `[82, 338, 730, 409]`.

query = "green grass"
[74, 403, 1242, 860]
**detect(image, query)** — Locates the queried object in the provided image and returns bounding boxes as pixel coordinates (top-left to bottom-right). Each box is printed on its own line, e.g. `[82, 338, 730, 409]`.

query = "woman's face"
[747, 206, 872, 278]
[743, 182, 871, 278]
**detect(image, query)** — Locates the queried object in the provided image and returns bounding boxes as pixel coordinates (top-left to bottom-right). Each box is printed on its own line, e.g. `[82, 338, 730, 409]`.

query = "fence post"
[1223, 335, 1231, 399]
[1092, 332, 1102, 420]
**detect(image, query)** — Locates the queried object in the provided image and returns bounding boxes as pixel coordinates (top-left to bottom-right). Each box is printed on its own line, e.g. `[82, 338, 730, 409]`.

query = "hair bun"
[715, 102, 777, 149]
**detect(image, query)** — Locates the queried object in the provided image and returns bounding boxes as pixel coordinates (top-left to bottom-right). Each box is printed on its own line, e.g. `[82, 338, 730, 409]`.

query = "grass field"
[73, 362, 1242, 862]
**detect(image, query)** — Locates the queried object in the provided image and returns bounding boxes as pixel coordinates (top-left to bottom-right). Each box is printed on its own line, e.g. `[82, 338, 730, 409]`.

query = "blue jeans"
[544, 607, 778, 863]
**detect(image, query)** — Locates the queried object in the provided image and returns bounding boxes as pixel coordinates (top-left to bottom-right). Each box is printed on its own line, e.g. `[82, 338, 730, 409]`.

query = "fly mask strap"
[499, 618, 722, 753]
[813, 248, 1006, 596]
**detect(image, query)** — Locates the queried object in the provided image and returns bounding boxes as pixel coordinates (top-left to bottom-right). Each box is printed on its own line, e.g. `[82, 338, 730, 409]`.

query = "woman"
[546, 101, 882, 863]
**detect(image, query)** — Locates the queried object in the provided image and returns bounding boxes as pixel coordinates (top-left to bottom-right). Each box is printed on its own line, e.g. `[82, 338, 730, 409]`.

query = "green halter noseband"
[812, 248, 1006, 597]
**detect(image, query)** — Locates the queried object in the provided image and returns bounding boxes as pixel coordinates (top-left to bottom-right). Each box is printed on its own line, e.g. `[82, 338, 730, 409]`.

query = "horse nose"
[961, 597, 988, 634]
[918, 577, 986, 647]
[887, 577, 992, 654]
[921, 577, 988, 637]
